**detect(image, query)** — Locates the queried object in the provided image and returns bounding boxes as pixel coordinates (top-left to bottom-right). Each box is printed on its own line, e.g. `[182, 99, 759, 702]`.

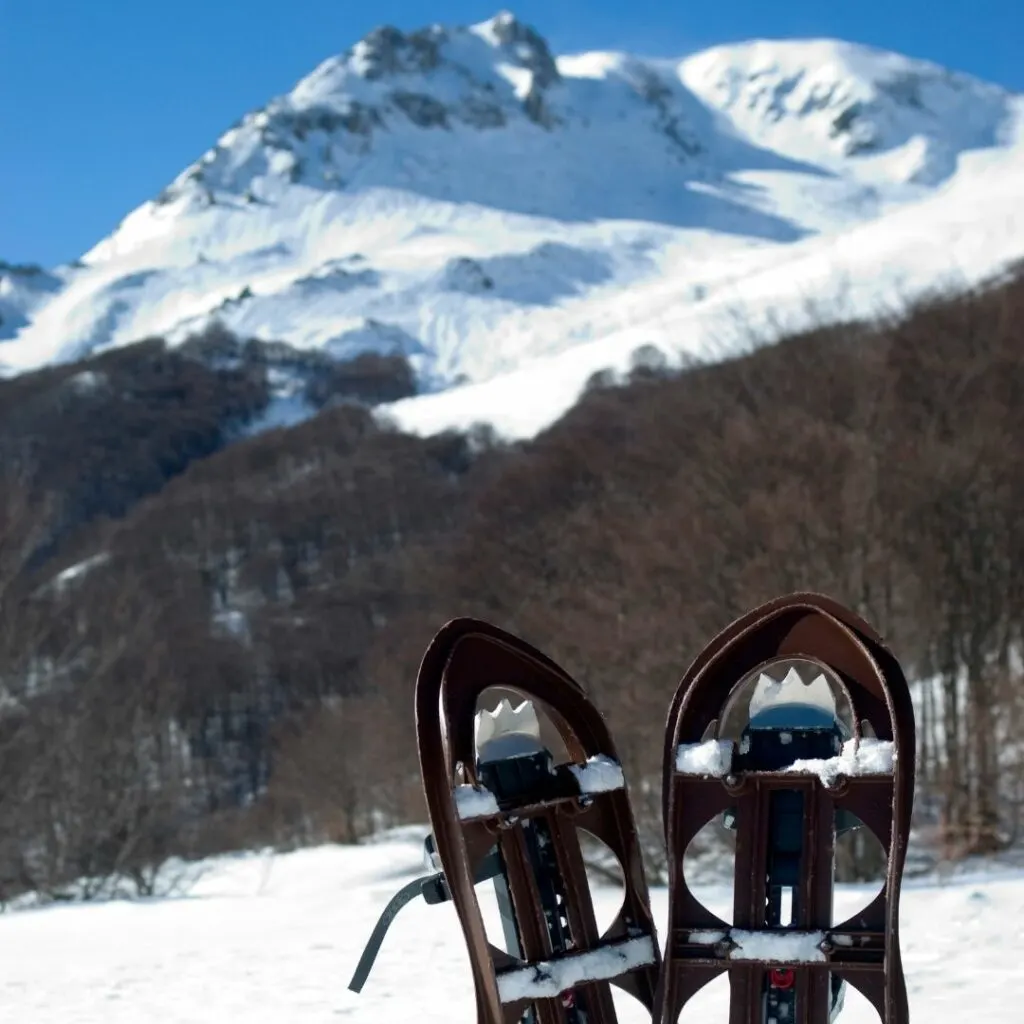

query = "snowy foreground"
[1, 834, 1020, 1023]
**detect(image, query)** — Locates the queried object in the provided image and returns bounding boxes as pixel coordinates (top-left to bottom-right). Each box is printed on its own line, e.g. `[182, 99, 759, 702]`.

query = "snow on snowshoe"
[350, 617, 661, 1024]
[656, 593, 915, 1024]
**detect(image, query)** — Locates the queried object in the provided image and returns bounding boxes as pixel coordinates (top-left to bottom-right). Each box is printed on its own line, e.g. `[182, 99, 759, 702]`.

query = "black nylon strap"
[348, 874, 435, 993]
[348, 847, 503, 994]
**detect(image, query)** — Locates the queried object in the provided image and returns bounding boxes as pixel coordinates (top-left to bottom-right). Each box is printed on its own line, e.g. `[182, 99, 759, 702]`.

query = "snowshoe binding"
[350, 617, 661, 1024]
[656, 593, 916, 1024]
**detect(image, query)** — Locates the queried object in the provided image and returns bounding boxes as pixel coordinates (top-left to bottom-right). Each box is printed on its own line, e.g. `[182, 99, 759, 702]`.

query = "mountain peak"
[296, 9, 558, 95]
[345, 22, 447, 81]
[139, 17, 1015, 223]
[4, 15, 1021, 397]
[681, 38, 1014, 177]
[476, 9, 519, 36]
[258, 9, 561, 143]
[469, 10, 560, 86]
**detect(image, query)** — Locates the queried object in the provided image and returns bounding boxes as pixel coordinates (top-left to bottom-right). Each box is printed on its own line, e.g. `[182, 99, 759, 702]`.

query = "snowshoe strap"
[347, 874, 431, 993]
[347, 848, 503, 993]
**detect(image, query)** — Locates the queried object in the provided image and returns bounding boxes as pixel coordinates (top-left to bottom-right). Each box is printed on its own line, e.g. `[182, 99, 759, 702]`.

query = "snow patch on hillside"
[382, 123, 1024, 440]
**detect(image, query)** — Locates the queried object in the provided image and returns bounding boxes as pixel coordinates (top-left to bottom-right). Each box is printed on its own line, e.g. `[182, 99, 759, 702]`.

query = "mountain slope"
[0, 262, 64, 341]
[2, 11, 1022, 437]
[386, 121, 1024, 439]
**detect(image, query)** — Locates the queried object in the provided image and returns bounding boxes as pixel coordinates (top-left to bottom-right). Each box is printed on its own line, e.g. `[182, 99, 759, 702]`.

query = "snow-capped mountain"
[3, 11, 1023, 438]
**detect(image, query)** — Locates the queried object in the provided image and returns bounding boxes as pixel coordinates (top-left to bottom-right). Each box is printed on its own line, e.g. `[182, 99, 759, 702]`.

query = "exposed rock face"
[352, 24, 446, 79]
[347, 12, 561, 127]
[487, 10, 561, 88]
[274, 104, 383, 139]
[629, 66, 702, 156]
[486, 11, 560, 126]
[389, 91, 450, 128]
[458, 95, 507, 128]
[441, 258, 496, 295]
[146, 10, 722, 203]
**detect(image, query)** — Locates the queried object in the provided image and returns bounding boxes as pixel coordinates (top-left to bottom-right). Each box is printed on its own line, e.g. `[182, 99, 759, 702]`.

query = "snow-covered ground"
[1, 833, 1019, 1022]
[3, 11, 1024, 444]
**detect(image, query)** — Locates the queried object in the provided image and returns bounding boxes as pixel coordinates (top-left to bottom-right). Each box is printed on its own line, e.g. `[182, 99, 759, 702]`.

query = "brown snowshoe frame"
[655, 593, 916, 1024]
[415, 618, 661, 1024]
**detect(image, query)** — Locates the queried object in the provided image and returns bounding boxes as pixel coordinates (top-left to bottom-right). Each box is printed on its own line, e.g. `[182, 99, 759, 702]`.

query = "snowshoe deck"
[655, 594, 915, 1024]
[353, 618, 661, 1024]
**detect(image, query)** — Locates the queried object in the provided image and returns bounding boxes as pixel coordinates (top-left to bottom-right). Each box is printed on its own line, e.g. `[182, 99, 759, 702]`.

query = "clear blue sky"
[1, 0, 1020, 267]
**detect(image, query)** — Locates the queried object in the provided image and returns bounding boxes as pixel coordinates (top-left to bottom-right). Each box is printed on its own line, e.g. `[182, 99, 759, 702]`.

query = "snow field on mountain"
[3, 12, 1023, 437]
[383, 126, 1024, 440]
[0, 834, 1020, 1023]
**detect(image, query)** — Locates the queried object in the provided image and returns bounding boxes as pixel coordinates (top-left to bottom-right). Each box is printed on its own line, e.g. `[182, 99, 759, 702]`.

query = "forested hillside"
[1, 267, 1022, 900]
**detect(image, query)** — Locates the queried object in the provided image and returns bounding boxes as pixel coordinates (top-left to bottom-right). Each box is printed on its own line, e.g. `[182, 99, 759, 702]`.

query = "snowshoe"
[350, 617, 661, 1024]
[655, 593, 915, 1024]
